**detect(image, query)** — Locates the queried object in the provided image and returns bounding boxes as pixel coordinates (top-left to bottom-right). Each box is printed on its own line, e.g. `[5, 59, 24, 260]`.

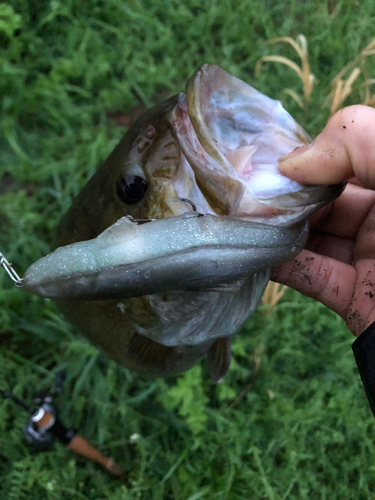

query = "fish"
[22, 65, 343, 382]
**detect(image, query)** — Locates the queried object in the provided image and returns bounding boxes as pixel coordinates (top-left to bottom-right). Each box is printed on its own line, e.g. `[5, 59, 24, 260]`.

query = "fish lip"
[257, 182, 347, 203]
[255, 182, 346, 208]
[23, 214, 309, 301]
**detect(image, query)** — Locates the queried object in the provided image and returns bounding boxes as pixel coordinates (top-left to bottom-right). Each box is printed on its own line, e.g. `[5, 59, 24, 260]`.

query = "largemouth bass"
[22, 65, 342, 381]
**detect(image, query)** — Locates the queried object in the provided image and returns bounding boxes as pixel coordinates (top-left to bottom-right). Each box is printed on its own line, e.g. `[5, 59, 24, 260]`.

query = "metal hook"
[179, 198, 197, 212]
[128, 197, 201, 225]
[0, 252, 23, 287]
[129, 217, 157, 224]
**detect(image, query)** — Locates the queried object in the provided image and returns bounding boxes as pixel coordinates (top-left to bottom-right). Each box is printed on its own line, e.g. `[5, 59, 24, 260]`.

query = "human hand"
[271, 105, 375, 337]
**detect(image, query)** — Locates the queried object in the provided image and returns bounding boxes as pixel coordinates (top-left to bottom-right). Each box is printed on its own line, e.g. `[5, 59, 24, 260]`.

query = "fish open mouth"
[171, 64, 343, 225]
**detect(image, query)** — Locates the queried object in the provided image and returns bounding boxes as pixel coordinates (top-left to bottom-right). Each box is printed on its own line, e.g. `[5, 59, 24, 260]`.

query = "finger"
[278, 105, 375, 188]
[353, 202, 375, 261]
[306, 231, 354, 264]
[309, 183, 375, 239]
[271, 249, 356, 320]
[348, 177, 365, 188]
[348, 260, 375, 335]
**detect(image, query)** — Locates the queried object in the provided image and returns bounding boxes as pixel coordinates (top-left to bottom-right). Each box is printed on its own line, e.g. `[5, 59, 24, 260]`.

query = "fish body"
[23, 65, 342, 381]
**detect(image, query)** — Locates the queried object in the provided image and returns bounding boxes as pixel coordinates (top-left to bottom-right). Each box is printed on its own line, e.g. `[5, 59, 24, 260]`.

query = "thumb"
[278, 105, 375, 189]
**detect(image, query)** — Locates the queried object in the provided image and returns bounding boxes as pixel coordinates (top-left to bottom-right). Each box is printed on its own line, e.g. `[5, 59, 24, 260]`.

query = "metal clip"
[0, 252, 23, 287]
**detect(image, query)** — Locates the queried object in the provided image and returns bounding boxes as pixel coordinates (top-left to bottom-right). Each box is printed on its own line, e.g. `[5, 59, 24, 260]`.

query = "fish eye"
[116, 175, 149, 205]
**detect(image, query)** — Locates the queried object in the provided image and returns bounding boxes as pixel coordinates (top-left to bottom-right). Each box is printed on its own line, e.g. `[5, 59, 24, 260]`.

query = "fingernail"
[278, 143, 312, 164]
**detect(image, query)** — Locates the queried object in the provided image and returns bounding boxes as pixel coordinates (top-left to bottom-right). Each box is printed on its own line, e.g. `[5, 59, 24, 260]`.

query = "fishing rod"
[0, 378, 125, 478]
[0, 388, 36, 414]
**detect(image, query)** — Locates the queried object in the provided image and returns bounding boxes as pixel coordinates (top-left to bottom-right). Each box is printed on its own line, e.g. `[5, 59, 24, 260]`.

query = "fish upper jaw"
[170, 93, 245, 216]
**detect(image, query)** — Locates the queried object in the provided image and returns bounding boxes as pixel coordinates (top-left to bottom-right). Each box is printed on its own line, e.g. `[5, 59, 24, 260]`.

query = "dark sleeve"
[352, 321, 375, 417]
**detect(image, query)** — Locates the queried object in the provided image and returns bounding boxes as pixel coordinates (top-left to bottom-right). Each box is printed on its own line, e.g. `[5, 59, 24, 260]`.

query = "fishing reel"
[23, 371, 72, 451]
[1, 370, 125, 477]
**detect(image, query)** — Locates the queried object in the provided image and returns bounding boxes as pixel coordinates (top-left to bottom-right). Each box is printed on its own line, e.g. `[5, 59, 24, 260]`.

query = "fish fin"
[128, 331, 203, 377]
[127, 332, 176, 372]
[206, 337, 231, 384]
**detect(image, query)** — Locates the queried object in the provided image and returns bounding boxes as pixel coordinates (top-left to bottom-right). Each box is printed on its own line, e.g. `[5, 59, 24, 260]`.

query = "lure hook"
[179, 197, 197, 212]
[129, 198, 200, 225]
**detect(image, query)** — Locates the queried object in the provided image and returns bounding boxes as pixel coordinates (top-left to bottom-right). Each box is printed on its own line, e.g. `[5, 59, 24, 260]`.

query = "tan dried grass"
[256, 36, 375, 115]
[255, 34, 315, 109]
[262, 282, 287, 314]
[327, 38, 375, 115]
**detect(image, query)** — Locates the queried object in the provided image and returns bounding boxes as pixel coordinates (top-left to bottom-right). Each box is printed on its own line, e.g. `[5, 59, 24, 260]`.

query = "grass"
[2, 0, 375, 498]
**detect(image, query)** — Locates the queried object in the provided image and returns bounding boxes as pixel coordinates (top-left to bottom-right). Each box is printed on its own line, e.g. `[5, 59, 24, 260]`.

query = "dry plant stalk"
[328, 68, 361, 116]
[362, 80, 375, 106]
[331, 38, 375, 84]
[328, 38, 375, 115]
[360, 51, 375, 107]
[255, 34, 315, 109]
[261, 281, 287, 314]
